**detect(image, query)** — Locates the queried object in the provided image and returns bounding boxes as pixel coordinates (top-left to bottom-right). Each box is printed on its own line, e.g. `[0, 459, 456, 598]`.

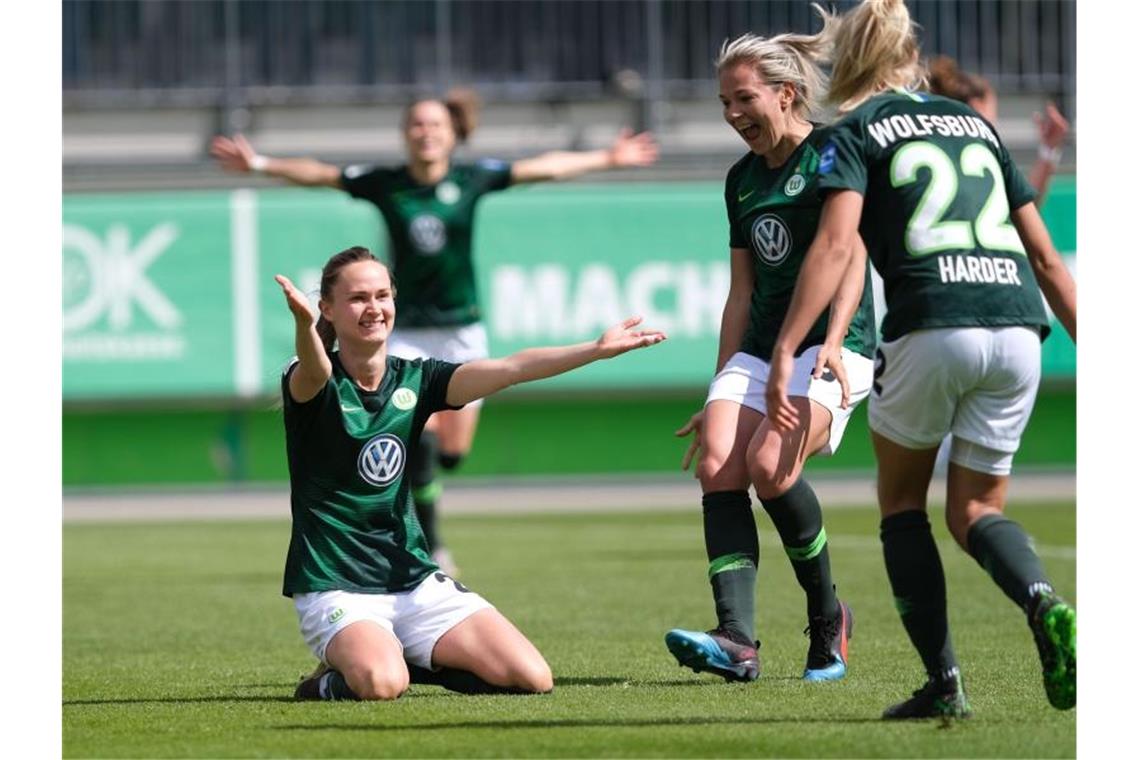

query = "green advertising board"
[63, 179, 1076, 401]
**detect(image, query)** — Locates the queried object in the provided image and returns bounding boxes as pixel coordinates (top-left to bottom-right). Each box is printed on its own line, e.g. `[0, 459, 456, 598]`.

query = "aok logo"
[750, 214, 793, 267]
[63, 223, 183, 332]
[357, 434, 406, 487]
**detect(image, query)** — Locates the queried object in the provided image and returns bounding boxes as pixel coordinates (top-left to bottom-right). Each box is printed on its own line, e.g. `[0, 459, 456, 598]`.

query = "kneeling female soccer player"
[279, 245, 665, 700]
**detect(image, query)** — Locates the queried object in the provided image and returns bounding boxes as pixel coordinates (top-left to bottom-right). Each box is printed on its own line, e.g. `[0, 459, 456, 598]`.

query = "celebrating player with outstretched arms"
[277, 245, 664, 703]
[215, 89, 658, 577]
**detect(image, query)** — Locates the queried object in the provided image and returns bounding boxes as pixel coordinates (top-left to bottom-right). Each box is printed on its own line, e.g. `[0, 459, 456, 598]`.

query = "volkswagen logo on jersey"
[751, 214, 793, 266]
[409, 214, 446, 254]
[357, 434, 406, 487]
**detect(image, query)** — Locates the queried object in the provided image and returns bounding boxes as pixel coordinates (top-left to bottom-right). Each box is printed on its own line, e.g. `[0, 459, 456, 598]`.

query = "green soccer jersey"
[725, 127, 877, 361]
[341, 159, 514, 327]
[281, 352, 461, 596]
[816, 90, 1049, 342]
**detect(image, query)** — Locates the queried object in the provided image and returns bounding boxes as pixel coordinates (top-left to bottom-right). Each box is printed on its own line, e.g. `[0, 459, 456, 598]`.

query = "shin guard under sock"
[702, 490, 759, 642]
[966, 514, 1053, 611]
[760, 478, 839, 621]
[881, 510, 959, 680]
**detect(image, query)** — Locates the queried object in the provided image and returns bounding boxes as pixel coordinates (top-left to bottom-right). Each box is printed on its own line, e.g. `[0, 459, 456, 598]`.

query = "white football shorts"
[868, 326, 1041, 475]
[388, 323, 490, 409]
[705, 347, 874, 456]
[293, 573, 493, 668]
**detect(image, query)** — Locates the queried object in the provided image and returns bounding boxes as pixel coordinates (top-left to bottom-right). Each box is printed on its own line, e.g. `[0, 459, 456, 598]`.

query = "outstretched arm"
[211, 133, 343, 189]
[765, 190, 865, 431]
[1011, 202, 1076, 341]
[275, 274, 332, 402]
[446, 317, 666, 406]
[509, 128, 658, 184]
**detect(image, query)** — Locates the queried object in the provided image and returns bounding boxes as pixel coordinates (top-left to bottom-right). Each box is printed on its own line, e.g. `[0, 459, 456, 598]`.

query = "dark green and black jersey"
[281, 353, 461, 596]
[341, 159, 513, 328]
[726, 127, 877, 361]
[817, 90, 1048, 341]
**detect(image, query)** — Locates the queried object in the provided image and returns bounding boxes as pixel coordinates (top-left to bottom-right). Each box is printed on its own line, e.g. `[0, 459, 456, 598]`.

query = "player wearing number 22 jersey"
[765, 0, 1077, 722]
[765, 9, 1076, 715]
[818, 90, 1049, 342]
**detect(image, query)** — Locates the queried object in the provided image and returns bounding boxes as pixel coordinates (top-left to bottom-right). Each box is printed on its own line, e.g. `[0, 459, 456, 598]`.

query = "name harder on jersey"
[937, 254, 1022, 286]
[870, 106, 1025, 288]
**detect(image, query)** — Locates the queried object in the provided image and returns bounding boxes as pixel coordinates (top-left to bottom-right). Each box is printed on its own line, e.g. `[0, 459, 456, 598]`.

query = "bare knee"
[696, 450, 749, 493]
[748, 444, 796, 500]
[513, 658, 554, 694]
[349, 667, 409, 701]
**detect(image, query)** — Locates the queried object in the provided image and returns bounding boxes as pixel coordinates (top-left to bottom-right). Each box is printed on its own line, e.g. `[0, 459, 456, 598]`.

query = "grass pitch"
[64, 501, 1075, 758]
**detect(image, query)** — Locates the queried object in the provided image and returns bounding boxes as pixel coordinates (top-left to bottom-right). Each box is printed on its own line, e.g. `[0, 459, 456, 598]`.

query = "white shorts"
[389, 323, 490, 363]
[293, 573, 493, 668]
[705, 347, 874, 456]
[868, 326, 1041, 474]
[389, 323, 489, 409]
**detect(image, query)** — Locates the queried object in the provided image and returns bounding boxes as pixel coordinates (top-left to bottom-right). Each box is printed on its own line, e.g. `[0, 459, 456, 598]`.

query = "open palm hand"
[595, 316, 666, 358]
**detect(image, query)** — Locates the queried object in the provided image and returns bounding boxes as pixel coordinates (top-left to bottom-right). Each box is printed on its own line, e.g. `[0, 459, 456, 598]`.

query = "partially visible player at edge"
[213, 90, 659, 577]
[277, 246, 664, 702]
[927, 55, 1070, 203]
[666, 23, 876, 684]
[765, 0, 1076, 720]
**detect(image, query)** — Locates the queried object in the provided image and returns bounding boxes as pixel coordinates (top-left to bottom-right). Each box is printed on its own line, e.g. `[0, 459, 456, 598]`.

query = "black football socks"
[410, 430, 443, 551]
[407, 664, 540, 695]
[881, 510, 960, 680]
[966, 513, 1053, 611]
[702, 490, 759, 643]
[759, 478, 839, 621]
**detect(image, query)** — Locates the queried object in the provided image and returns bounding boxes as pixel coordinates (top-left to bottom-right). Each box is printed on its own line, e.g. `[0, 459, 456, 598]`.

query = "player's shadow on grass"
[279, 715, 884, 731]
[64, 696, 299, 706]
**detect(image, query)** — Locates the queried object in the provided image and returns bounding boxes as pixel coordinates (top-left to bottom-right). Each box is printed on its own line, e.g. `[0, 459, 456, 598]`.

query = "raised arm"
[1011, 202, 1076, 341]
[275, 274, 333, 402]
[509, 128, 658, 184]
[445, 317, 666, 407]
[1027, 102, 1069, 204]
[765, 190, 865, 431]
[211, 133, 343, 189]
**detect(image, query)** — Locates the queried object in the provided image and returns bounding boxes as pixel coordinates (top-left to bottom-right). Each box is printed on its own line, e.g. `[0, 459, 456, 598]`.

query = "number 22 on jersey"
[890, 141, 1025, 257]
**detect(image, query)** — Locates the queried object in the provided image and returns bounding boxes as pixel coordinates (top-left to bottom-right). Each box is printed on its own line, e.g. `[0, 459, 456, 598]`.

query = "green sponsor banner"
[63, 193, 237, 398]
[63, 179, 1076, 401]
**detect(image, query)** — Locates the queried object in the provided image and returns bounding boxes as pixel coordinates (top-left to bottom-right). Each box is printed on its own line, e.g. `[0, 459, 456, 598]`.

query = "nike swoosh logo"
[737, 189, 755, 202]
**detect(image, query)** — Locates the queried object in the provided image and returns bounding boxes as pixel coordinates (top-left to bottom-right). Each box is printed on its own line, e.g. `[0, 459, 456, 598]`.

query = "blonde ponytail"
[824, 0, 926, 113]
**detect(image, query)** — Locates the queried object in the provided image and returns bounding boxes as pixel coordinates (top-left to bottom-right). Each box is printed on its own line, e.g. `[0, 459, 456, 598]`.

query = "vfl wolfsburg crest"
[358, 434, 406, 487]
[392, 387, 418, 410]
[750, 214, 793, 266]
[409, 214, 446, 254]
[436, 181, 461, 205]
[784, 174, 806, 196]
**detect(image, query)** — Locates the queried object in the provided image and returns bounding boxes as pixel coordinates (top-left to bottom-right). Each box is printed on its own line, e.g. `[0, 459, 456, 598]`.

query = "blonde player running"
[766, 0, 1076, 720]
